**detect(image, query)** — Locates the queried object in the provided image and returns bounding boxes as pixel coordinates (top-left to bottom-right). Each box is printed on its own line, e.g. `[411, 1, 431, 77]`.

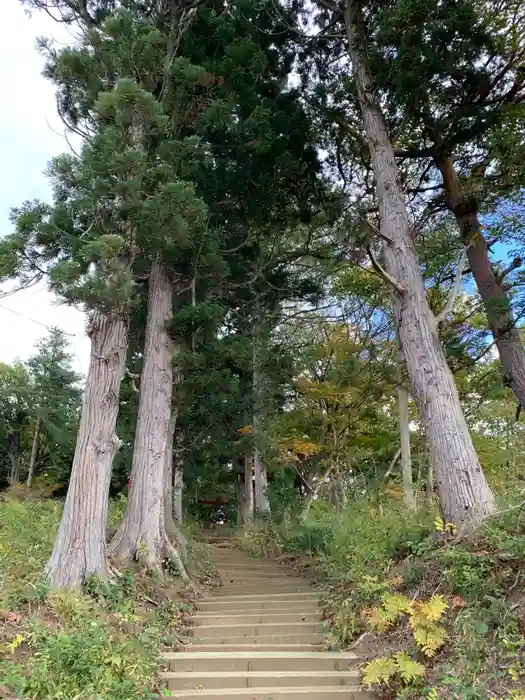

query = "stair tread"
[161, 671, 360, 678]
[163, 686, 367, 696]
[163, 651, 361, 659]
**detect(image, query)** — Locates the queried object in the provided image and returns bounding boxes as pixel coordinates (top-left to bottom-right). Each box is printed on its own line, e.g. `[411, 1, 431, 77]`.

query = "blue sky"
[0, 0, 90, 375]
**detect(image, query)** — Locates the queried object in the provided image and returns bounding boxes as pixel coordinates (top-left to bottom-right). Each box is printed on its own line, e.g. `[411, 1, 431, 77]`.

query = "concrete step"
[192, 613, 321, 625]
[218, 572, 299, 579]
[217, 580, 312, 587]
[212, 560, 292, 567]
[163, 651, 363, 673]
[192, 622, 322, 639]
[162, 670, 360, 690]
[162, 685, 371, 699]
[181, 644, 324, 652]
[193, 633, 325, 645]
[216, 589, 315, 597]
[215, 583, 312, 599]
[213, 582, 321, 604]
[197, 600, 321, 614]
[203, 592, 321, 603]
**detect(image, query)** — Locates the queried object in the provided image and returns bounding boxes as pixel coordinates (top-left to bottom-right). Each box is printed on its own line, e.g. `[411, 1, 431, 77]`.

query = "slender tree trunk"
[26, 414, 42, 490]
[345, 2, 495, 530]
[46, 310, 127, 588]
[395, 346, 415, 510]
[252, 308, 270, 515]
[436, 156, 525, 408]
[244, 455, 254, 522]
[301, 464, 334, 519]
[8, 451, 21, 486]
[173, 464, 183, 524]
[163, 410, 188, 558]
[163, 412, 178, 534]
[426, 462, 434, 500]
[397, 382, 414, 510]
[109, 258, 184, 569]
[171, 341, 185, 525]
[236, 472, 245, 526]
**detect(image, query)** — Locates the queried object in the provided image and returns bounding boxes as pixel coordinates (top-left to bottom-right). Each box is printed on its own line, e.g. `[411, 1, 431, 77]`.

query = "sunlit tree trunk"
[395, 344, 415, 510]
[26, 414, 42, 490]
[46, 310, 127, 588]
[345, 1, 495, 530]
[252, 306, 270, 515]
[244, 455, 254, 522]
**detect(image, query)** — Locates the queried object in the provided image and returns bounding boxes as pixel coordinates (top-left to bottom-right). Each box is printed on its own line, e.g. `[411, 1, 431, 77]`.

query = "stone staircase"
[160, 537, 372, 699]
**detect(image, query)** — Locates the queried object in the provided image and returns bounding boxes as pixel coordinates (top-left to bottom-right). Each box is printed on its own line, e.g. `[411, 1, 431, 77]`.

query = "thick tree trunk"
[436, 156, 525, 408]
[345, 2, 495, 530]
[26, 414, 42, 490]
[252, 310, 270, 515]
[46, 310, 127, 588]
[109, 258, 183, 569]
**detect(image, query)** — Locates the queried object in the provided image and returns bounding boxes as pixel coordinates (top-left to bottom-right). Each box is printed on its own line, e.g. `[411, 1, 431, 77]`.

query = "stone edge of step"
[160, 686, 371, 697]
[161, 651, 364, 660]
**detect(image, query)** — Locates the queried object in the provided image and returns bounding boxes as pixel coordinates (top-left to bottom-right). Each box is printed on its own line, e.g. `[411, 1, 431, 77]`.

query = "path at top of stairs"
[160, 535, 373, 699]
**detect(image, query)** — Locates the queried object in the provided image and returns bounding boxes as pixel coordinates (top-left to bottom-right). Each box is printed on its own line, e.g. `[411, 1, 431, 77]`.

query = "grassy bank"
[240, 498, 525, 699]
[0, 495, 215, 700]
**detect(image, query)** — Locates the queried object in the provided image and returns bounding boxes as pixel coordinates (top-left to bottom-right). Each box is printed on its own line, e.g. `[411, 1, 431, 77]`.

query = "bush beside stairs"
[160, 537, 373, 699]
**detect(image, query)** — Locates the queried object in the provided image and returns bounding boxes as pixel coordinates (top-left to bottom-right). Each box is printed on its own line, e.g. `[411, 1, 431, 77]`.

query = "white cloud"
[0, 0, 90, 376]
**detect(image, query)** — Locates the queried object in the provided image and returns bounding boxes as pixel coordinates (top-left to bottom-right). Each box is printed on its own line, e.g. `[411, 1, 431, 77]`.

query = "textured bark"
[345, 2, 495, 529]
[46, 310, 127, 588]
[109, 258, 181, 568]
[252, 310, 270, 515]
[437, 156, 525, 408]
[26, 414, 42, 490]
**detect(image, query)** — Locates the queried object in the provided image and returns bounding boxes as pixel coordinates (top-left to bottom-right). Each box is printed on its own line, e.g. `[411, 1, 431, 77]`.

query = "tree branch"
[366, 247, 406, 294]
[496, 256, 522, 284]
[435, 247, 468, 324]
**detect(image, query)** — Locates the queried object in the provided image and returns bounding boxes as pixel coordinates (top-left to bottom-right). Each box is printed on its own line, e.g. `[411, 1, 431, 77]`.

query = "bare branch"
[366, 247, 406, 294]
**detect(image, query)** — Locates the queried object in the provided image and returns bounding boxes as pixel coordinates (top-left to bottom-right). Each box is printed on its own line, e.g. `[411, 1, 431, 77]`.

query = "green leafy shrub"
[0, 498, 194, 699]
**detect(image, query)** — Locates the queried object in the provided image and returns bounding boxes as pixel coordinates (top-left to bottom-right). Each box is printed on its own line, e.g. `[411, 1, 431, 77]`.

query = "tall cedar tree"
[300, 0, 496, 528]
[367, 0, 525, 409]
[163, 0, 328, 517]
[314, 0, 525, 409]
[1, 1, 207, 584]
